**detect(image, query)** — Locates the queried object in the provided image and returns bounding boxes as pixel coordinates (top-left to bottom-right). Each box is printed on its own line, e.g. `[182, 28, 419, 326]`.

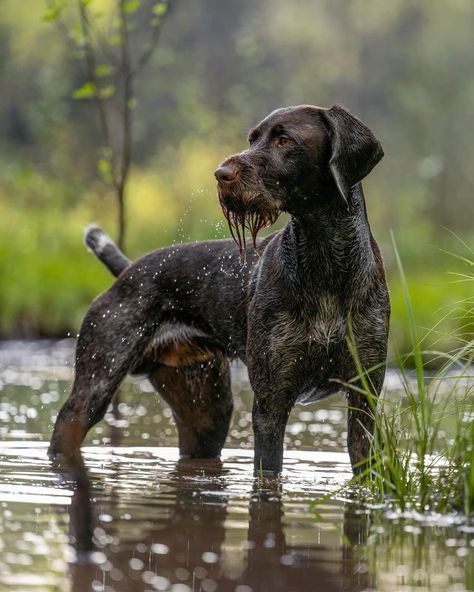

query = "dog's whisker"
[221, 205, 237, 247]
[227, 216, 238, 248]
[241, 219, 247, 260]
[221, 202, 281, 257]
[230, 210, 238, 246]
[235, 212, 246, 259]
[232, 211, 246, 260]
[249, 213, 261, 252]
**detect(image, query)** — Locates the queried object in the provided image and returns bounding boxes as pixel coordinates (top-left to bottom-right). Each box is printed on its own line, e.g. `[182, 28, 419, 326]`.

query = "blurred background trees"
[43, 0, 173, 252]
[0, 0, 472, 356]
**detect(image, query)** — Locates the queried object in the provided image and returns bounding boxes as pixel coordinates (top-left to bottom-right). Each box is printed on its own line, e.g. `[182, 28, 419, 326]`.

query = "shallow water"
[0, 340, 472, 592]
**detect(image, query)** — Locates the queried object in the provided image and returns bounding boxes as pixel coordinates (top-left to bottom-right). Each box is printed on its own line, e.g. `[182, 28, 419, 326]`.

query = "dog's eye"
[276, 136, 294, 147]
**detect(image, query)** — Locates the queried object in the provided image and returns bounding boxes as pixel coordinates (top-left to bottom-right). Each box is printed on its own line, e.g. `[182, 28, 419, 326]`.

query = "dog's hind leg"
[148, 357, 233, 458]
[49, 290, 154, 462]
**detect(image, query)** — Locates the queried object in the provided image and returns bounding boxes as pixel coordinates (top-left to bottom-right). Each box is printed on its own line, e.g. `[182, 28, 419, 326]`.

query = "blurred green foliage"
[0, 0, 473, 358]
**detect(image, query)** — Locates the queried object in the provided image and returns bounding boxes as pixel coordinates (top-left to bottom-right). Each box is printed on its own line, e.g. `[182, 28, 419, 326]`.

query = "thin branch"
[76, 0, 119, 189]
[132, 1, 173, 77]
[116, 0, 134, 250]
[70, 0, 173, 251]
[119, 0, 133, 179]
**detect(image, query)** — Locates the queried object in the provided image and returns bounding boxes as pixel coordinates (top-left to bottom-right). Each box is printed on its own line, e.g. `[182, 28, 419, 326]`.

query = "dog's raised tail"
[84, 224, 131, 278]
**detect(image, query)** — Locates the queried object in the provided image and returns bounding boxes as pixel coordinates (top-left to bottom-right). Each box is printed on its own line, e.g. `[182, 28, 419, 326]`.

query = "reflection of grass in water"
[314, 237, 473, 516]
[363, 510, 473, 591]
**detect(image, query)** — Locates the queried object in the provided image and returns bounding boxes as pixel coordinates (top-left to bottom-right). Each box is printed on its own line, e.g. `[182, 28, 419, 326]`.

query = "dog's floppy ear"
[321, 104, 383, 202]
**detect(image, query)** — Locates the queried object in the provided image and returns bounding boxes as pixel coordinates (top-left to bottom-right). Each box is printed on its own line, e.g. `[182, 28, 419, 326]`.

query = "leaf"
[69, 23, 86, 48]
[42, 0, 66, 22]
[43, 11, 59, 22]
[98, 85, 115, 99]
[42, 8, 62, 22]
[97, 157, 112, 183]
[95, 64, 113, 77]
[152, 2, 168, 16]
[73, 81, 96, 100]
[123, 0, 141, 13]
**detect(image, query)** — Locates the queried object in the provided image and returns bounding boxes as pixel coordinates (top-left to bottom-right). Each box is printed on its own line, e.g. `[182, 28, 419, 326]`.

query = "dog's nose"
[214, 164, 239, 183]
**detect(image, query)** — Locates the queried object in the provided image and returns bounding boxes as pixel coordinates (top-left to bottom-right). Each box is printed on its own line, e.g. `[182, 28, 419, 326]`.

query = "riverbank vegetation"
[314, 245, 473, 516]
[1, 0, 473, 360]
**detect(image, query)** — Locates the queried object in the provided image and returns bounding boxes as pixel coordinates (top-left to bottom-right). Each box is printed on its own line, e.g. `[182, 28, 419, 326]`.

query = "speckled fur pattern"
[50, 104, 390, 476]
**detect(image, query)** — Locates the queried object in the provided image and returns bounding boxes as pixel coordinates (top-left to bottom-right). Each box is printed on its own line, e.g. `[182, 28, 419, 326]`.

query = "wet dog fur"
[49, 104, 390, 476]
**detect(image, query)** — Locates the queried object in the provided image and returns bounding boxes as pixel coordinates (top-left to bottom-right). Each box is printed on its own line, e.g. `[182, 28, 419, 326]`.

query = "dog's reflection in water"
[60, 457, 372, 592]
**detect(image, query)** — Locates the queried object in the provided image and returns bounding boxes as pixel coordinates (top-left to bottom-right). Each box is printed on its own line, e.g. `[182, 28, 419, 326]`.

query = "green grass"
[364, 347, 473, 515]
[347, 237, 474, 516]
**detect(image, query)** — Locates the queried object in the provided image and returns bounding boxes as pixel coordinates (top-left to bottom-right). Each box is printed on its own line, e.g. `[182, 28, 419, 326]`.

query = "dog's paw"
[48, 446, 86, 477]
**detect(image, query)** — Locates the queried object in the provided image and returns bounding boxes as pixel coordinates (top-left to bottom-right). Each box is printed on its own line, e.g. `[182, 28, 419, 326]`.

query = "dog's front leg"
[246, 299, 296, 476]
[346, 367, 385, 474]
[347, 391, 375, 474]
[251, 387, 294, 477]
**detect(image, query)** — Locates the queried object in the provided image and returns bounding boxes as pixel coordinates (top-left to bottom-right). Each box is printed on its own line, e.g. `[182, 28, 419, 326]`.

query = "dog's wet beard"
[221, 206, 279, 258]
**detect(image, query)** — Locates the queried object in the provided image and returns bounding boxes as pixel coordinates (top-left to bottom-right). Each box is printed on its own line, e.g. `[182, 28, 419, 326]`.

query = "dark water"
[0, 341, 472, 592]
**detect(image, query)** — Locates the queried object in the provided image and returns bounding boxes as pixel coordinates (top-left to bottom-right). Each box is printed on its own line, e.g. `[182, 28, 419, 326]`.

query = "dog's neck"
[280, 184, 375, 294]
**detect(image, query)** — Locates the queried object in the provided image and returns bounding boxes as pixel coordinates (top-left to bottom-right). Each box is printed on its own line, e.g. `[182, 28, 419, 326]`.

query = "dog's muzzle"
[214, 157, 280, 257]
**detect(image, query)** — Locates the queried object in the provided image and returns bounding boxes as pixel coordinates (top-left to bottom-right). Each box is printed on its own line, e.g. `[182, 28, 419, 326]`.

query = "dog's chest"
[268, 295, 351, 402]
[273, 294, 347, 349]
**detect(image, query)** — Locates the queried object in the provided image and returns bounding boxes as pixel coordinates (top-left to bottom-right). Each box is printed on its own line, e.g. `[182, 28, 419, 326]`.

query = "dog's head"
[215, 104, 383, 253]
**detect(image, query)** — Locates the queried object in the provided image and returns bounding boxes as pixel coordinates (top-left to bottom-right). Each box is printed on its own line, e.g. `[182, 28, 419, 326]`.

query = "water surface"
[0, 341, 472, 591]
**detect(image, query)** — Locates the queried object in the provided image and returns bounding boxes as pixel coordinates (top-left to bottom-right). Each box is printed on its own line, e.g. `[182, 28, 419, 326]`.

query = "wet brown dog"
[50, 104, 390, 476]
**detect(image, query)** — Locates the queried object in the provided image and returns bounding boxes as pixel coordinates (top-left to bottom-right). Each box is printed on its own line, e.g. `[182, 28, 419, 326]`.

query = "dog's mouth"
[220, 203, 280, 258]
[215, 158, 282, 257]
